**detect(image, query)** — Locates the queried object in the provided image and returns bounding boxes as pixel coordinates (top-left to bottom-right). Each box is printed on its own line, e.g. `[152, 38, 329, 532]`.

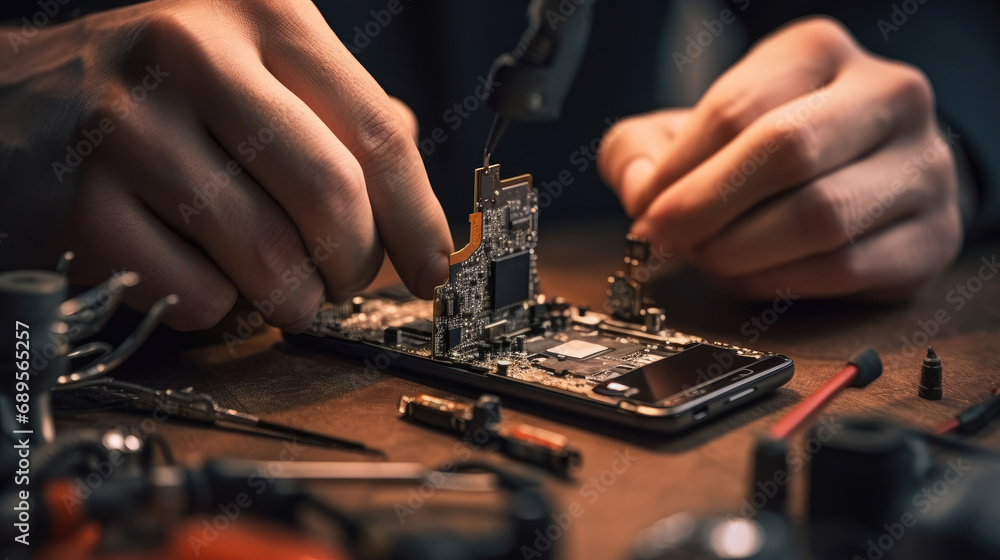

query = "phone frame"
[284, 332, 793, 435]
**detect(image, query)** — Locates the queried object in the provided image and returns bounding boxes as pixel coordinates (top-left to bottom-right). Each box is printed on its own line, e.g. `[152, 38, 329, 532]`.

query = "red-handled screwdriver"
[749, 348, 882, 517]
[769, 348, 883, 440]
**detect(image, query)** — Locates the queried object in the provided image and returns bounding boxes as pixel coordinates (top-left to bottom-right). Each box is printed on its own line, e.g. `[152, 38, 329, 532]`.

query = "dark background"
[312, 1, 669, 236]
[1, 0, 998, 262]
[312, 0, 1000, 240]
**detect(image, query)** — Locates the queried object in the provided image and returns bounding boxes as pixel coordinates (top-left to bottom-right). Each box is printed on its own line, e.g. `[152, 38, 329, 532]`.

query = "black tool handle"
[484, 0, 595, 122]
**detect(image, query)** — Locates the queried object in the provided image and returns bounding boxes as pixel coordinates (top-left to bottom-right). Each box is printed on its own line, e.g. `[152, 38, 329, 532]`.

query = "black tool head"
[924, 345, 941, 365]
[847, 348, 883, 387]
[919, 346, 943, 400]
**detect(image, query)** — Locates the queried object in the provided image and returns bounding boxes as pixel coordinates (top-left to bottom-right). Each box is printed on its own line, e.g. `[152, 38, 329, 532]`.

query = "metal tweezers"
[53, 378, 383, 456]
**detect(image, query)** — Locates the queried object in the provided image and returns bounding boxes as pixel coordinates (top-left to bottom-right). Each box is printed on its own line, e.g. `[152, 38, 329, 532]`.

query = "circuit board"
[301, 165, 768, 403]
[306, 291, 732, 399]
[431, 164, 539, 358]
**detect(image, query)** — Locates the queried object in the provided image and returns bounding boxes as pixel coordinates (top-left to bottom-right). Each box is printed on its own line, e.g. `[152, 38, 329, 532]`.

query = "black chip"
[384, 327, 401, 346]
[490, 251, 531, 309]
[447, 328, 462, 349]
[525, 336, 559, 355]
[400, 319, 434, 338]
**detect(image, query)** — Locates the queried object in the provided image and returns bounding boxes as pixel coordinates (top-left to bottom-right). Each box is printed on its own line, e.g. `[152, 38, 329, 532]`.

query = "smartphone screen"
[595, 344, 757, 404]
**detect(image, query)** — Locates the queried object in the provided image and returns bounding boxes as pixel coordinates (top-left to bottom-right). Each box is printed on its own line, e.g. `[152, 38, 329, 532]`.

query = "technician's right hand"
[0, 0, 452, 332]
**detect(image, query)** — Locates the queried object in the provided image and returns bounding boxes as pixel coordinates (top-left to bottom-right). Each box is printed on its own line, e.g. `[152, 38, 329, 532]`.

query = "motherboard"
[432, 164, 539, 358]
[303, 165, 768, 402]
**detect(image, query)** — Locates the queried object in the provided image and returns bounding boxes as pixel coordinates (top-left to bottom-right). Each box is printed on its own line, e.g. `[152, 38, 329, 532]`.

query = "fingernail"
[417, 253, 450, 298]
[622, 158, 656, 193]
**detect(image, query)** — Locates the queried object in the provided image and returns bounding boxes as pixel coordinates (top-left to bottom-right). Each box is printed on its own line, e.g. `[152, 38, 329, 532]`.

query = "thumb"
[597, 108, 692, 216]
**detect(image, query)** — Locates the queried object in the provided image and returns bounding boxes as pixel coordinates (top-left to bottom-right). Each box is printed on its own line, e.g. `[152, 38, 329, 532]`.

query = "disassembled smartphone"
[285, 165, 793, 434]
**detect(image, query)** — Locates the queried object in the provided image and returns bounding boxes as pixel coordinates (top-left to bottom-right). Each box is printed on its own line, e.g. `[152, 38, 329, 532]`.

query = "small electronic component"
[547, 340, 608, 360]
[398, 394, 502, 437]
[399, 393, 581, 477]
[432, 164, 539, 358]
[919, 346, 943, 400]
[606, 234, 653, 322]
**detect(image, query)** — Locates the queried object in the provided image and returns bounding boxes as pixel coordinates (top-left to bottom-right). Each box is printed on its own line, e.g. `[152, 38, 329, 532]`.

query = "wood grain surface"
[59, 228, 1000, 560]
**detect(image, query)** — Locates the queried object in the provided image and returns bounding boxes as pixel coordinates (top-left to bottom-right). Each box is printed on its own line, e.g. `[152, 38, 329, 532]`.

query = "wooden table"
[64, 228, 1000, 560]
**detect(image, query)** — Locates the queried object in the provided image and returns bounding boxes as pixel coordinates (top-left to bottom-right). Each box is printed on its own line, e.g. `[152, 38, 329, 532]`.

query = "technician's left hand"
[598, 17, 962, 299]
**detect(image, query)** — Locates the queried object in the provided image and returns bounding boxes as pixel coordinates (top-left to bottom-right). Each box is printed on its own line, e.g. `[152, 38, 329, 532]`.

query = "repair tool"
[749, 348, 882, 516]
[1, 426, 557, 560]
[934, 386, 1000, 435]
[210, 459, 496, 491]
[807, 417, 1000, 560]
[633, 416, 1000, 560]
[2, 256, 176, 445]
[482, 0, 595, 166]
[399, 393, 582, 477]
[918, 345, 944, 400]
[54, 377, 382, 455]
[768, 347, 882, 440]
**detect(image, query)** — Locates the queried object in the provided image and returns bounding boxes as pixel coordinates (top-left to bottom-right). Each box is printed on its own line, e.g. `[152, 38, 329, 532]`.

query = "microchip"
[447, 328, 462, 349]
[490, 251, 531, 309]
[546, 340, 609, 360]
[400, 319, 434, 339]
